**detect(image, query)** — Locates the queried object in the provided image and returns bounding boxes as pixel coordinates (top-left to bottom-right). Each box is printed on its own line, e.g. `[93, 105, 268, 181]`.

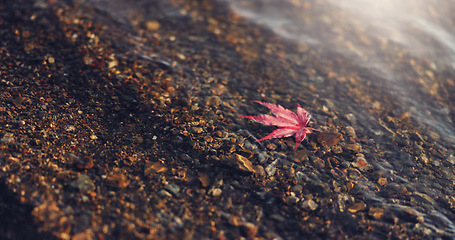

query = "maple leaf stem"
[307, 127, 322, 132]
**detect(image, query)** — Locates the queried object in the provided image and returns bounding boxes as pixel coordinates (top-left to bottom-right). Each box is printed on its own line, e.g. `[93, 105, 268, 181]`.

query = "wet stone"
[204, 96, 222, 108]
[203, 135, 213, 143]
[347, 202, 366, 213]
[145, 20, 160, 31]
[223, 154, 255, 173]
[70, 174, 95, 192]
[191, 127, 204, 134]
[164, 184, 180, 196]
[315, 132, 342, 146]
[270, 214, 286, 222]
[291, 184, 303, 193]
[394, 205, 425, 223]
[266, 143, 277, 151]
[211, 188, 222, 197]
[301, 199, 318, 211]
[287, 195, 300, 204]
[347, 168, 362, 179]
[344, 143, 362, 153]
[331, 145, 343, 154]
[198, 172, 210, 187]
[377, 178, 387, 186]
[311, 157, 325, 168]
[1, 132, 15, 144]
[171, 136, 183, 145]
[144, 161, 168, 176]
[243, 140, 256, 151]
[352, 157, 372, 172]
[215, 130, 228, 138]
[180, 154, 193, 162]
[307, 180, 330, 194]
[292, 151, 308, 163]
[368, 208, 384, 221]
[158, 189, 173, 198]
[265, 159, 279, 176]
[241, 222, 258, 239]
[105, 173, 129, 188]
[345, 113, 357, 124]
[6, 156, 20, 164]
[64, 125, 76, 132]
[75, 156, 94, 170]
[254, 165, 266, 177]
[345, 126, 356, 138]
[411, 192, 435, 205]
[330, 168, 347, 181]
[296, 172, 309, 183]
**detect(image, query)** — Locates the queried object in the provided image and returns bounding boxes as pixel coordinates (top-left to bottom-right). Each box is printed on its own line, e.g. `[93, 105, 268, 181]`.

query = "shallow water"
[226, 0, 455, 236]
[227, 0, 455, 145]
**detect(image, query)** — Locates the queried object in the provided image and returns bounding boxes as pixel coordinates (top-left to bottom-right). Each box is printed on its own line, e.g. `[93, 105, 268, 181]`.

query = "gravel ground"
[1, 0, 455, 239]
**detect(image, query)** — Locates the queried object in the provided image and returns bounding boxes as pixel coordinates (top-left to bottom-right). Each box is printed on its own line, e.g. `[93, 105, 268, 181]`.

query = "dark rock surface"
[1, 0, 455, 239]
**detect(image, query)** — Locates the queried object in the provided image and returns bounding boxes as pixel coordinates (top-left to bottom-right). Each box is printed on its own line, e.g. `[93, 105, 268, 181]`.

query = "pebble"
[296, 172, 309, 183]
[211, 188, 222, 197]
[287, 195, 300, 204]
[198, 172, 210, 187]
[70, 174, 95, 192]
[254, 165, 266, 177]
[265, 159, 279, 176]
[377, 178, 387, 186]
[411, 192, 435, 205]
[344, 143, 362, 153]
[158, 189, 172, 198]
[352, 157, 372, 172]
[243, 140, 256, 151]
[266, 143, 277, 151]
[372, 101, 381, 110]
[224, 154, 255, 173]
[270, 214, 286, 222]
[171, 136, 183, 145]
[241, 222, 258, 239]
[345, 126, 356, 138]
[345, 113, 357, 124]
[347, 202, 366, 213]
[291, 184, 303, 193]
[316, 132, 342, 146]
[331, 145, 343, 154]
[204, 96, 222, 108]
[145, 20, 160, 31]
[164, 184, 180, 196]
[301, 199, 318, 211]
[144, 161, 168, 176]
[1, 132, 15, 144]
[257, 152, 270, 163]
[330, 168, 347, 181]
[340, 161, 350, 168]
[105, 173, 129, 188]
[347, 168, 362, 179]
[311, 157, 325, 168]
[76, 156, 94, 170]
[6, 156, 19, 163]
[64, 125, 76, 132]
[368, 207, 385, 220]
[191, 127, 204, 134]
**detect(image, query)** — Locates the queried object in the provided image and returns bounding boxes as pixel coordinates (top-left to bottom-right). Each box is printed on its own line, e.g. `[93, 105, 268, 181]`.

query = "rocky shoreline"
[1, 0, 455, 239]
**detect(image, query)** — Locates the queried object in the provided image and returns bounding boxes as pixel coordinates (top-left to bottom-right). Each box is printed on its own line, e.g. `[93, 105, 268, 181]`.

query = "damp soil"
[1, 0, 455, 239]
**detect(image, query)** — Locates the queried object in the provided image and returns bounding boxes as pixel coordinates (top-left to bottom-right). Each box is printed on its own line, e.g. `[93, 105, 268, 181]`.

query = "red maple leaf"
[238, 101, 320, 151]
